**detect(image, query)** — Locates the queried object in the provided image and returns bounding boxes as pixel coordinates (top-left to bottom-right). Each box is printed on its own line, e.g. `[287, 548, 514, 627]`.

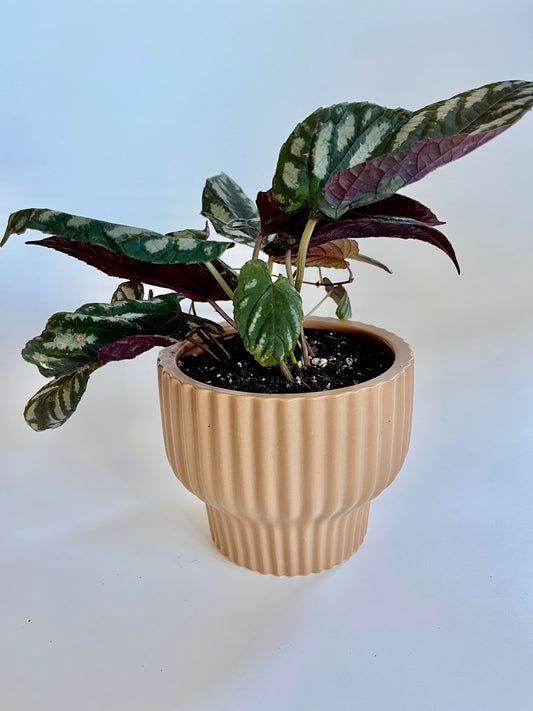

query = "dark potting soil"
[177, 329, 394, 394]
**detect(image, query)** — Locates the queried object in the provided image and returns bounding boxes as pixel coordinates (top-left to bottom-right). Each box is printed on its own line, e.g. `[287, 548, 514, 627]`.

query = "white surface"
[1, 1, 532, 709]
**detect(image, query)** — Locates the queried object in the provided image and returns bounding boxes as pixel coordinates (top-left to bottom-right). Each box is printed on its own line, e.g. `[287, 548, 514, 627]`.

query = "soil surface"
[177, 329, 394, 394]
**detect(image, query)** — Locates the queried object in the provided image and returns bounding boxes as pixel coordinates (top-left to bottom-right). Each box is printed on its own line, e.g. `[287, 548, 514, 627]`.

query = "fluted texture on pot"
[158, 318, 414, 576]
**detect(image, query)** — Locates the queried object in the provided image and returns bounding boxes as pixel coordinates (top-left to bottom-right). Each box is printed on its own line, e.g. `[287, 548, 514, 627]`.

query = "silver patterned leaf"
[21, 294, 209, 377]
[273, 80, 533, 216]
[111, 281, 145, 303]
[2, 209, 228, 264]
[234, 259, 303, 367]
[202, 173, 260, 246]
[24, 363, 98, 431]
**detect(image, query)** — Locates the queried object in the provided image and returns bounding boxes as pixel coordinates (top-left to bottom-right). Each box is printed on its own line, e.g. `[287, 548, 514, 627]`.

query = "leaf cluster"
[2, 80, 532, 429]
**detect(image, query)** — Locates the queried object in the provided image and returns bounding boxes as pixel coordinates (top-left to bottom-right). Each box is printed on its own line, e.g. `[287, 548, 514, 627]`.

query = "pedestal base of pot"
[206, 502, 371, 576]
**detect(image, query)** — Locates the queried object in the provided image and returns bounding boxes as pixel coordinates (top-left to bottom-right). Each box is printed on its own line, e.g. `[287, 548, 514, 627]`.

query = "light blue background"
[1, 2, 532, 710]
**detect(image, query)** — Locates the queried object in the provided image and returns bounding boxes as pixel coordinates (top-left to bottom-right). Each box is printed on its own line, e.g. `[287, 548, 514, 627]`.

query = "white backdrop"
[1, 1, 532, 709]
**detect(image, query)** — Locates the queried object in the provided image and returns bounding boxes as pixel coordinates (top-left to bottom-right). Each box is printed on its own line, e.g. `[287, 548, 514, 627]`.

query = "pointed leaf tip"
[24, 363, 98, 431]
[3, 208, 229, 264]
[202, 174, 260, 246]
[272, 80, 533, 216]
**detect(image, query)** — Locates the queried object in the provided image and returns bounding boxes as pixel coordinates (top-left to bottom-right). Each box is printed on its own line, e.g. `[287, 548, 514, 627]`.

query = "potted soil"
[2, 80, 532, 574]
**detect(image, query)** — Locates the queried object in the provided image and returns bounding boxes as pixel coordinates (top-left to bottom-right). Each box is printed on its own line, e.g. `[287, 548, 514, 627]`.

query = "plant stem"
[205, 261, 235, 300]
[302, 277, 354, 287]
[289, 349, 303, 376]
[285, 249, 295, 285]
[208, 299, 237, 330]
[300, 327, 311, 366]
[252, 232, 265, 260]
[294, 216, 319, 292]
[279, 360, 294, 383]
[304, 292, 330, 319]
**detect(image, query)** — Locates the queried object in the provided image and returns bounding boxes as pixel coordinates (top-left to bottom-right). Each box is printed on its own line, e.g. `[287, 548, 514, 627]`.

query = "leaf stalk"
[205, 261, 235, 300]
[294, 216, 319, 292]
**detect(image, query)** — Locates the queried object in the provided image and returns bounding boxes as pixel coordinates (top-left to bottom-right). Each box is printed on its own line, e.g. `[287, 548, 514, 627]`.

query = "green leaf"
[111, 281, 144, 303]
[323, 278, 352, 319]
[273, 80, 533, 216]
[272, 103, 410, 213]
[24, 363, 98, 431]
[234, 259, 303, 367]
[2, 209, 229, 264]
[22, 294, 212, 377]
[202, 173, 261, 246]
[165, 223, 209, 240]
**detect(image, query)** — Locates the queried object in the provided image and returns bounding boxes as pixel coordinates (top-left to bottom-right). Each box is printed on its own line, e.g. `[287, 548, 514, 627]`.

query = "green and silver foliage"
[2, 79, 532, 430]
[272, 80, 533, 217]
[2, 209, 228, 264]
[24, 364, 97, 432]
[233, 260, 303, 367]
[202, 173, 261, 246]
[111, 280, 145, 303]
[21, 292, 218, 430]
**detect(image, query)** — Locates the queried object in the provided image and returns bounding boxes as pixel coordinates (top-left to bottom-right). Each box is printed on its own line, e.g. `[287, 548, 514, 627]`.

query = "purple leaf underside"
[258, 189, 444, 238]
[309, 219, 460, 273]
[27, 237, 234, 302]
[353, 193, 444, 226]
[324, 128, 508, 208]
[97, 335, 178, 365]
[263, 201, 459, 273]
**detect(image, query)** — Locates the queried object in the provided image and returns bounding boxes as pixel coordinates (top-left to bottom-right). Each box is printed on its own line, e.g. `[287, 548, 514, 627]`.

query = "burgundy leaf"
[266, 217, 459, 273]
[353, 193, 444, 226]
[97, 335, 177, 365]
[258, 189, 444, 243]
[311, 219, 459, 273]
[256, 189, 308, 238]
[27, 236, 236, 302]
[322, 128, 507, 214]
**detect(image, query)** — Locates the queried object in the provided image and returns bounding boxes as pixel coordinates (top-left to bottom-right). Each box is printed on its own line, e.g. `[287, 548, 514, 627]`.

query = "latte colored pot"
[157, 317, 414, 576]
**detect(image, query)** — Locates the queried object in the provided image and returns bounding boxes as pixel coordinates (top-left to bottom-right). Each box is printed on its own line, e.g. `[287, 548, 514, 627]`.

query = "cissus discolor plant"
[2, 79, 532, 430]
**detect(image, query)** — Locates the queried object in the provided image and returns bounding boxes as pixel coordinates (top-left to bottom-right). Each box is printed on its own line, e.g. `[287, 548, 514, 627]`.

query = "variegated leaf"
[273, 80, 533, 216]
[272, 102, 411, 213]
[202, 173, 260, 246]
[319, 132, 499, 217]
[234, 259, 303, 367]
[165, 223, 209, 240]
[28, 236, 237, 301]
[22, 294, 213, 377]
[2, 209, 229, 264]
[24, 363, 98, 431]
[323, 278, 352, 319]
[111, 281, 144, 303]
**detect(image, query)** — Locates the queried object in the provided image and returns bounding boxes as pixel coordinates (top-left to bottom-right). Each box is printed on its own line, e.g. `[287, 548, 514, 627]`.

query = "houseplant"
[3, 80, 532, 574]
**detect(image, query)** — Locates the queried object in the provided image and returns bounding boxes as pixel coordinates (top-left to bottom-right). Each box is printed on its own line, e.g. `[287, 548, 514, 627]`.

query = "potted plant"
[3, 80, 532, 575]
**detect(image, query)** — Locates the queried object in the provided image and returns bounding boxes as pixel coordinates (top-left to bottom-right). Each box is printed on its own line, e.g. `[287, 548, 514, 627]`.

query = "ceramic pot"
[157, 317, 414, 576]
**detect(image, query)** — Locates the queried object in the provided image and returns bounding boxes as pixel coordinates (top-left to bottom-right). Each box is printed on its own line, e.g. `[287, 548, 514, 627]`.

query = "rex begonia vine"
[2, 79, 532, 429]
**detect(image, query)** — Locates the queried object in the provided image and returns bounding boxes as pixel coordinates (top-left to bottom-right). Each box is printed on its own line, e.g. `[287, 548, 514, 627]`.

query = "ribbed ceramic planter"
[158, 317, 414, 576]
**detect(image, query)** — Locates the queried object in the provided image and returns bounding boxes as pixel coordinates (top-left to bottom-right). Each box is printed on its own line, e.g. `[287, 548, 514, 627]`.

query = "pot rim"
[157, 316, 413, 399]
